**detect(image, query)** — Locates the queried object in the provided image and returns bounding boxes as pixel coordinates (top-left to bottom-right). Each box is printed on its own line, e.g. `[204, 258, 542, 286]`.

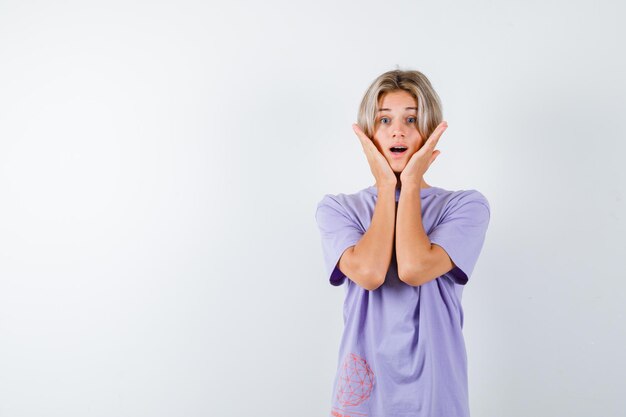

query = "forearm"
[395, 184, 431, 285]
[352, 186, 396, 286]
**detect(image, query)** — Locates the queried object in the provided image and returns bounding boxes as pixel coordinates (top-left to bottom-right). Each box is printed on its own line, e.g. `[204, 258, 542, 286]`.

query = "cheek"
[412, 133, 425, 147]
[372, 132, 387, 147]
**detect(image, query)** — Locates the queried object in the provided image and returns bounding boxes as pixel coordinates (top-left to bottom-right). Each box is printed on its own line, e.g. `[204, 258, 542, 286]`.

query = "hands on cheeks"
[352, 123, 397, 188]
[400, 121, 448, 187]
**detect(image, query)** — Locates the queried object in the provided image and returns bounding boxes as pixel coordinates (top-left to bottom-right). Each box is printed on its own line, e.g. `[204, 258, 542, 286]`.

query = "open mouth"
[390, 146, 407, 153]
[389, 146, 408, 156]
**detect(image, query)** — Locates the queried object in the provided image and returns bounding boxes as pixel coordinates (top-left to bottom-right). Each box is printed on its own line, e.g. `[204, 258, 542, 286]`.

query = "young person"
[315, 69, 491, 417]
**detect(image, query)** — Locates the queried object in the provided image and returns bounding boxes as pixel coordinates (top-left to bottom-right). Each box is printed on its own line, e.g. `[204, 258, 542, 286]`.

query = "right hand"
[352, 123, 397, 189]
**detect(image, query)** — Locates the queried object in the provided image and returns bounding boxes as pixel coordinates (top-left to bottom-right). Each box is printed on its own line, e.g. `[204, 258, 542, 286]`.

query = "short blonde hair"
[357, 69, 444, 140]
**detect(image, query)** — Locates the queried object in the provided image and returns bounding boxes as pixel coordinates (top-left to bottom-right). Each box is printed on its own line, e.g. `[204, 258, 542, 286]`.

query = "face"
[372, 90, 425, 173]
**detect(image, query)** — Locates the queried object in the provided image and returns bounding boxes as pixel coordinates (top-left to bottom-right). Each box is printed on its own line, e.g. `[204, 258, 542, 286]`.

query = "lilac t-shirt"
[315, 184, 491, 417]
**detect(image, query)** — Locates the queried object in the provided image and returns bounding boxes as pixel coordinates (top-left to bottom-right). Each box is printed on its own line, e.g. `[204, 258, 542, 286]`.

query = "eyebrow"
[377, 107, 418, 112]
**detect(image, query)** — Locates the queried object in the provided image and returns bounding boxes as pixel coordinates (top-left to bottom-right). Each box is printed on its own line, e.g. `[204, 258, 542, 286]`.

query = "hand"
[352, 123, 397, 189]
[400, 121, 448, 187]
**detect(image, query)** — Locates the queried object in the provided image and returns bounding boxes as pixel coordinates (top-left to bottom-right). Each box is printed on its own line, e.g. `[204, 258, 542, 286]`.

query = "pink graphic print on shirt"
[335, 352, 375, 407]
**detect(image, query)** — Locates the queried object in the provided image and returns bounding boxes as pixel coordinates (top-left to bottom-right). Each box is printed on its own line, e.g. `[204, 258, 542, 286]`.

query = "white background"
[1, 0, 624, 416]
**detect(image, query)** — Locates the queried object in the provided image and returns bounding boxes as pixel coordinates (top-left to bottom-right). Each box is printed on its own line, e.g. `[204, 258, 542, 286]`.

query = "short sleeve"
[428, 192, 491, 285]
[315, 195, 364, 286]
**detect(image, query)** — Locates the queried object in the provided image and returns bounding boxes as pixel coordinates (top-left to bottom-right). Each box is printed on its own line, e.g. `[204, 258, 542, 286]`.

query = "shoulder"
[316, 186, 375, 212]
[451, 188, 490, 209]
[435, 186, 489, 208]
[453, 190, 491, 227]
[431, 187, 491, 221]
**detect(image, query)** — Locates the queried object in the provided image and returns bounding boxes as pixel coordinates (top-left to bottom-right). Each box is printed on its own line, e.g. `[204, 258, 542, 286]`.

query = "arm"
[339, 185, 396, 291]
[395, 183, 455, 286]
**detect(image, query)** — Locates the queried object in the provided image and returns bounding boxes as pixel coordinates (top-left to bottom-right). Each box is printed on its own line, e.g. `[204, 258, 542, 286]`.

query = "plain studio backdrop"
[0, 0, 624, 416]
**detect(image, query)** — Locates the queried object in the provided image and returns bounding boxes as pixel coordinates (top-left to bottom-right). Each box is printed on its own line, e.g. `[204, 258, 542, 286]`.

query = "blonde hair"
[357, 69, 444, 140]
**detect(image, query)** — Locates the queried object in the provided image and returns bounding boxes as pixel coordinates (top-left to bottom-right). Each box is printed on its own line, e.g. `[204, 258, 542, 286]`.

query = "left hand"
[400, 121, 448, 187]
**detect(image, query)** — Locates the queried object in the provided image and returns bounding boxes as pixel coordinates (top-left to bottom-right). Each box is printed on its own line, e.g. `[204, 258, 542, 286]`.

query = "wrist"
[376, 183, 397, 197]
[400, 182, 421, 192]
[376, 180, 397, 190]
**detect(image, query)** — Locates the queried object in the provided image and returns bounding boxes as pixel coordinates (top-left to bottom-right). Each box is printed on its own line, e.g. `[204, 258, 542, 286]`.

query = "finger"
[353, 124, 376, 143]
[424, 122, 447, 150]
[352, 123, 378, 154]
[428, 150, 440, 167]
[429, 121, 448, 142]
[352, 124, 370, 147]
[352, 123, 369, 140]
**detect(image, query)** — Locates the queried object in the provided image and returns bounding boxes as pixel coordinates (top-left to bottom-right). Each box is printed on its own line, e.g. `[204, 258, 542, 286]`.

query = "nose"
[392, 121, 406, 138]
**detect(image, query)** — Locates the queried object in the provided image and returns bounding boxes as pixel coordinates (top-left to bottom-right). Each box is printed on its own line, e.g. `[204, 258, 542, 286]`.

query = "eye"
[407, 116, 417, 123]
[380, 117, 390, 124]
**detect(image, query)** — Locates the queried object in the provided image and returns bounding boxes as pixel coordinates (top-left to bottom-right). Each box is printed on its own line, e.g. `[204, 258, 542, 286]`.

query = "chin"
[390, 161, 406, 172]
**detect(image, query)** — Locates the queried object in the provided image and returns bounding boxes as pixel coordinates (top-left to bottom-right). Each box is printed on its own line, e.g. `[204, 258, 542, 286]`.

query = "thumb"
[429, 150, 441, 166]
